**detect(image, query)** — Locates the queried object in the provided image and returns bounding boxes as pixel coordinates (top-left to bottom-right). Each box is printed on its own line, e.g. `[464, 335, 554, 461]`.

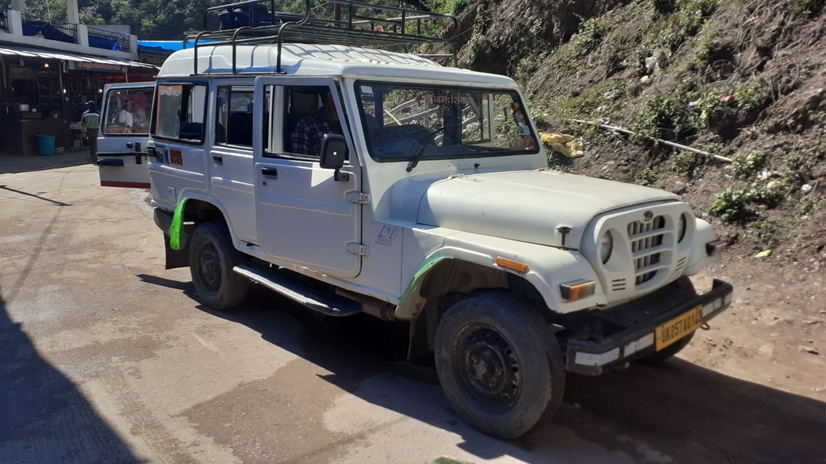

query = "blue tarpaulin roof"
[137, 41, 185, 53]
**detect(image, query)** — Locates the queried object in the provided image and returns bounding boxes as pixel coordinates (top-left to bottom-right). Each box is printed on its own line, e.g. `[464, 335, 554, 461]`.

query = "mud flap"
[164, 233, 189, 270]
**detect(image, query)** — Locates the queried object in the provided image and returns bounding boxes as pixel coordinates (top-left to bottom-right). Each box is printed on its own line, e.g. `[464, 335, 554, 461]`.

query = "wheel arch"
[400, 255, 548, 360]
[168, 194, 234, 251]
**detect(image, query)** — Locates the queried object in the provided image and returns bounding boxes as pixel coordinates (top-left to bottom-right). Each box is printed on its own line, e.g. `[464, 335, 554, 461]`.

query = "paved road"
[1, 153, 824, 463]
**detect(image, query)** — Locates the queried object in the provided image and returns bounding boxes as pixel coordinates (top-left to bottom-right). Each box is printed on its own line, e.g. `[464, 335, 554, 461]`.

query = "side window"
[215, 85, 254, 147]
[153, 83, 207, 143]
[102, 88, 151, 135]
[283, 85, 343, 158]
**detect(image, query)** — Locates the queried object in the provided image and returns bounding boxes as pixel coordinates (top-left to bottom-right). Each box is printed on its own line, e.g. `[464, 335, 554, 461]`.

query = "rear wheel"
[434, 292, 565, 439]
[189, 221, 249, 310]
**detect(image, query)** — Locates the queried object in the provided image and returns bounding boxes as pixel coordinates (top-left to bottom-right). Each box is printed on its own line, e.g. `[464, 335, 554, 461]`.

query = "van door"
[252, 77, 361, 278]
[208, 83, 258, 243]
[97, 83, 153, 188]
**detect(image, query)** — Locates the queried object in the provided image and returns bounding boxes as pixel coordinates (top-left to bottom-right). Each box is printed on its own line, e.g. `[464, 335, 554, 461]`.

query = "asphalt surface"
[1, 152, 824, 463]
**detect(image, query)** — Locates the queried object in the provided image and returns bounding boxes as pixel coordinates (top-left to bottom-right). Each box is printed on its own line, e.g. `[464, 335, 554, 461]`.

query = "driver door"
[252, 77, 362, 278]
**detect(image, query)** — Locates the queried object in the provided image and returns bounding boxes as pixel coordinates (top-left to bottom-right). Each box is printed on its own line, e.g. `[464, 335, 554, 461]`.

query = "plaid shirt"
[290, 114, 342, 156]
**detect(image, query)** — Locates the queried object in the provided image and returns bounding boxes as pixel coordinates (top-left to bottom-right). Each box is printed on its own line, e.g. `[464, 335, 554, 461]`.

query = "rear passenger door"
[208, 83, 260, 244]
[148, 82, 209, 210]
[252, 77, 362, 278]
[97, 83, 153, 188]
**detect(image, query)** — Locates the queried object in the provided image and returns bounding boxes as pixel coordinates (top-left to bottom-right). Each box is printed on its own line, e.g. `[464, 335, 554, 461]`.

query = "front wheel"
[189, 221, 249, 311]
[434, 292, 565, 439]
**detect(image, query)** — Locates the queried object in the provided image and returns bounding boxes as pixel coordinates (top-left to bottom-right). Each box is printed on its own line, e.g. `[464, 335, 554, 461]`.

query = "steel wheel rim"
[197, 240, 222, 294]
[454, 322, 521, 413]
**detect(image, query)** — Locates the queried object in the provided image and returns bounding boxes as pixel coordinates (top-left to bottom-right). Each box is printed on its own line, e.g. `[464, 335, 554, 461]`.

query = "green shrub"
[748, 181, 784, 208]
[573, 16, 607, 54]
[734, 85, 767, 112]
[696, 89, 726, 128]
[634, 96, 695, 140]
[635, 168, 658, 186]
[670, 150, 703, 173]
[731, 151, 769, 180]
[783, 149, 821, 186]
[710, 187, 750, 222]
[694, 37, 724, 65]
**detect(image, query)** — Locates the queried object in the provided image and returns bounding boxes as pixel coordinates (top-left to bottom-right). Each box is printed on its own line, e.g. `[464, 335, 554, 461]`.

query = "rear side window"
[152, 83, 207, 143]
[102, 88, 151, 135]
[215, 86, 254, 146]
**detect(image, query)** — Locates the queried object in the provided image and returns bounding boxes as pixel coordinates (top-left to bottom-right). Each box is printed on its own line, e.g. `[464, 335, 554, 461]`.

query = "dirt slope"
[450, 0, 826, 402]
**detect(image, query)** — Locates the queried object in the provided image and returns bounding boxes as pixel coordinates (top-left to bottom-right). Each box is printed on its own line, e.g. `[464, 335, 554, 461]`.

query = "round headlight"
[677, 213, 687, 243]
[599, 231, 613, 264]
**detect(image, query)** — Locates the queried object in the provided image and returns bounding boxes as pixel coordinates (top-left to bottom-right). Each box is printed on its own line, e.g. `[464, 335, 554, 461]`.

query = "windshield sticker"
[511, 102, 530, 135]
[426, 95, 471, 106]
[523, 136, 536, 150]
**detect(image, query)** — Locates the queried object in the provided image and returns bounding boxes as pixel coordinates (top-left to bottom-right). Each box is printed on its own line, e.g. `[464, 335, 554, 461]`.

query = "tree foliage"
[3, 0, 433, 39]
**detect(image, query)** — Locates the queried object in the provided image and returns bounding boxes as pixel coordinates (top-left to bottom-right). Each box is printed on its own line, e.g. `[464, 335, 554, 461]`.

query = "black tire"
[189, 221, 249, 311]
[644, 276, 697, 363]
[434, 292, 565, 439]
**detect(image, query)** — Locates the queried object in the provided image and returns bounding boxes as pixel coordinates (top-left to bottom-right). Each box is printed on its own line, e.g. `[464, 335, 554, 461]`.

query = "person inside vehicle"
[290, 88, 342, 156]
[119, 100, 134, 133]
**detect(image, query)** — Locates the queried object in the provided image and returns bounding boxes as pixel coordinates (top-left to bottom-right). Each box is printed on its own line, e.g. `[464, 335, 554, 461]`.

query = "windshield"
[356, 82, 539, 164]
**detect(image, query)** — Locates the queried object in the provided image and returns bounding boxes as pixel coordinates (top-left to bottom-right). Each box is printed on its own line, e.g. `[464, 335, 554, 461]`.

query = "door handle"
[213, 154, 223, 163]
[261, 167, 278, 178]
[97, 158, 124, 167]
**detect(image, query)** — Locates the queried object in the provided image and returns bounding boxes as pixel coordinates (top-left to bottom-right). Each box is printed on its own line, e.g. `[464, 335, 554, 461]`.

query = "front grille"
[628, 216, 666, 285]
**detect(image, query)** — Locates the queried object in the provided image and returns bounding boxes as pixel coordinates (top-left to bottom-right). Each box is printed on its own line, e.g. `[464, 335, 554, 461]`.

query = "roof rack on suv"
[186, 0, 459, 74]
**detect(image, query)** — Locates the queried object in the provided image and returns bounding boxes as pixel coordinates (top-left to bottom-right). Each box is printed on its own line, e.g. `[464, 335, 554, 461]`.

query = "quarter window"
[152, 83, 207, 142]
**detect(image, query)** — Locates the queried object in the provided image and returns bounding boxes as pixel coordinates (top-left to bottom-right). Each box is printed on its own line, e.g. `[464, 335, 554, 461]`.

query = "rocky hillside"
[448, 0, 825, 263]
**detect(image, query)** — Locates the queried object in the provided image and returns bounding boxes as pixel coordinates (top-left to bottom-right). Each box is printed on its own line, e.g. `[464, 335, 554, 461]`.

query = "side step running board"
[233, 264, 361, 317]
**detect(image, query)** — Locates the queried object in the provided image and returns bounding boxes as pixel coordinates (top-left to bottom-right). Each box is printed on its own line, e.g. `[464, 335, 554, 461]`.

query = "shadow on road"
[183, 284, 826, 463]
[0, 153, 90, 175]
[0, 292, 143, 463]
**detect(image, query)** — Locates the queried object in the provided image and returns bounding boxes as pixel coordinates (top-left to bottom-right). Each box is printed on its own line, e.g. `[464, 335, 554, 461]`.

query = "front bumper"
[565, 279, 733, 375]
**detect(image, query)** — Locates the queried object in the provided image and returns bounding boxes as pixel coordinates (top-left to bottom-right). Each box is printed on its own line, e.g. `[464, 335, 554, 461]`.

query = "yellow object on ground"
[540, 133, 584, 157]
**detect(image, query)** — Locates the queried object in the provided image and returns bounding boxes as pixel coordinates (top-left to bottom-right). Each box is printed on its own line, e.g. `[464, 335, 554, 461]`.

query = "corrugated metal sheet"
[0, 45, 157, 70]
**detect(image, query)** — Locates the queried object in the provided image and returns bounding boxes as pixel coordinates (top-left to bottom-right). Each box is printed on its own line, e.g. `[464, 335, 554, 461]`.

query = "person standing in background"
[81, 101, 101, 165]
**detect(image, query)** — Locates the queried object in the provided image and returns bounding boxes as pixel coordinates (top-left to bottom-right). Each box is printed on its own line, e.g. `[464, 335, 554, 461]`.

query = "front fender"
[395, 231, 605, 319]
[684, 218, 723, 275]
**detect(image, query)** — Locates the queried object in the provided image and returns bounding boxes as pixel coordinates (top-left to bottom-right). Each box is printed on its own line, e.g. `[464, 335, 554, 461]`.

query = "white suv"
[99, 0, 733, 439]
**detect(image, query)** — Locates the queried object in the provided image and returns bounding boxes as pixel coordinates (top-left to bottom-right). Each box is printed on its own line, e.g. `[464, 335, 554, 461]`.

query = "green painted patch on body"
[170, 199, 188, 250]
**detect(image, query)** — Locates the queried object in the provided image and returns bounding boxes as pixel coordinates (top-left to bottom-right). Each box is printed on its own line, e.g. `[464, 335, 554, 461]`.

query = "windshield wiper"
[406, 127, 446, 172]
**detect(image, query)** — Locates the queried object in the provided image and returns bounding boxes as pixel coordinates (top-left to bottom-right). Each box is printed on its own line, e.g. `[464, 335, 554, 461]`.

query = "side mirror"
[320, 134, 349, 181]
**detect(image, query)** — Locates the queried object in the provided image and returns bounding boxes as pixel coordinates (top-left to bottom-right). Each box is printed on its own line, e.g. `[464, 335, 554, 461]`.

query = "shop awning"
[0, 45, 158, 72]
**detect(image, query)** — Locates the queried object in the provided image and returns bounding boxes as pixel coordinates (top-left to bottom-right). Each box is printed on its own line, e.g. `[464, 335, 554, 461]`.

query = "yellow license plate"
[656, 305, 703, 351]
